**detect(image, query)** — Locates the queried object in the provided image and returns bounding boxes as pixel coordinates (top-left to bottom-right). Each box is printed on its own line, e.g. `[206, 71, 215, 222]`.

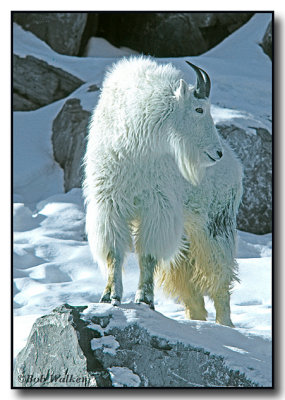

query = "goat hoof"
[100, 292, 111, 303]
[135, 299, 155, 310]
[216, 319, 234, 328]
[111, 297, 121, 306]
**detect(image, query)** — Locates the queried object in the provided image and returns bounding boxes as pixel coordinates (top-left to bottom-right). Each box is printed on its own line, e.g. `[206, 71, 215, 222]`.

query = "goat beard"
[171, 139, 205, 186]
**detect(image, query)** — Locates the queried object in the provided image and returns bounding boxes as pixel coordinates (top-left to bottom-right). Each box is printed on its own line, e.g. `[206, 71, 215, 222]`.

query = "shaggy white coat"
[83, 56, 243, 326]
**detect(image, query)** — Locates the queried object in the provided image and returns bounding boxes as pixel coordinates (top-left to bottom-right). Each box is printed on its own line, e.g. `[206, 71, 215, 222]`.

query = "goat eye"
[195, 107, 203, 114]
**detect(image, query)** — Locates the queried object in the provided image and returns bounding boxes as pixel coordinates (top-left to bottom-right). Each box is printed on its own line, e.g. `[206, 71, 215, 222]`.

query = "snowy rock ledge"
[14, 303, 272, 388]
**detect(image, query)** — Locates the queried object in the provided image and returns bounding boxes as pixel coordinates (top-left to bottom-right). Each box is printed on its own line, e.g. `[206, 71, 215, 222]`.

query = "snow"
[108, 367, 141, 387]
[83, 37, 139, 58]
[13, 13, 272, 386]
[91, 335, 120, 355]
[13, 103, 64, 208]
[199, 13, 272, 132]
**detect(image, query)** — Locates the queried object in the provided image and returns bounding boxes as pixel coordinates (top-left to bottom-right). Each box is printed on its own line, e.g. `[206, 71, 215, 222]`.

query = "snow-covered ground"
[13, 188, 272, 357]
[13, 11, 272, 383]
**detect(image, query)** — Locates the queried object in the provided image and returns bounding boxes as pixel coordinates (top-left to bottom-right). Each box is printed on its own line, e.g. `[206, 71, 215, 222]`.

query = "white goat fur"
[83, 56, 243, 326]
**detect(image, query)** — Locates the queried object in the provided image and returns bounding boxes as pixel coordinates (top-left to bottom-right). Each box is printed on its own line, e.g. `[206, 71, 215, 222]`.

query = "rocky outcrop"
[52, 98, 92, 192]
[260, 21, 272, 60]
[96, 12, 254, 57]
[14, 304, 271, 387]
[217, 124, 272, 234]
[13, 12, 88, 56]
[13, 55, 84, 111]
[13, 305, 108, 387]
[13, 12, 253, 58]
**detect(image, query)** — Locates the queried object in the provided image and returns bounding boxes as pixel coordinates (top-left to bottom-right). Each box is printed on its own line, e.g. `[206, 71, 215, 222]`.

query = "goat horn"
[185, 61, 211, 99]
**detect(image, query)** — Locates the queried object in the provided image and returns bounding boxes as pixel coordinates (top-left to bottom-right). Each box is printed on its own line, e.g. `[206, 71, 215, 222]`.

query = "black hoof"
[100, 292, 111, 303]
[135, 299, 155, 310]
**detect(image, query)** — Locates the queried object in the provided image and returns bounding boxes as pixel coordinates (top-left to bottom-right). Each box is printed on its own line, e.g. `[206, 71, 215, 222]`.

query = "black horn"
[185, 61, 211, 99]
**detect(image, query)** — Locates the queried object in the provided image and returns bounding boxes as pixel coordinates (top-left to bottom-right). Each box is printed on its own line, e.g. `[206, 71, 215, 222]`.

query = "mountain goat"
[83, 56, 243, 327]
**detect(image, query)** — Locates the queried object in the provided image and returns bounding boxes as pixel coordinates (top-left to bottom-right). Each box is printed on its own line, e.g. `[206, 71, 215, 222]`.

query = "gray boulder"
[217, 124, 272, 234]
[13, 12, 253, 58]
[96, 12, 254, 57]
[13, 55, 84, 111]
[260, 21, 272, 60]
[14, 303, 271, 387]
[52, 98, 92, 192]
[13, 12, 88, 56]
[13, 305, 109, 387]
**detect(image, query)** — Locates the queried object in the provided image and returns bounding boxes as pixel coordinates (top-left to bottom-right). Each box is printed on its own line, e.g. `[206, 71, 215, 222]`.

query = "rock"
[14, 303, 271, 387]
[13, 305, 110, 387]
[96, 12, 254, 57]
[260, 21, 272, 60]
[13, 12, 254, 58]
[13, 54, 84, 111]
[13, 92, 37, 111]
[13, 12, 88, 56]
[217, 124, 272, 234]
[52, 98, 91, 192]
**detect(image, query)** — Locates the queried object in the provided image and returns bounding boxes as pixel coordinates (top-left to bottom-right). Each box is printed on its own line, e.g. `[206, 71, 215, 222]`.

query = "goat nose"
[217, 150, 223, 159]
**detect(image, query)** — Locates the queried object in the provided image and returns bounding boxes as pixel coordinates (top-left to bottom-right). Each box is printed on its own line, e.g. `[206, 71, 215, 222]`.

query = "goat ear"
[174, 79, 189, 101]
